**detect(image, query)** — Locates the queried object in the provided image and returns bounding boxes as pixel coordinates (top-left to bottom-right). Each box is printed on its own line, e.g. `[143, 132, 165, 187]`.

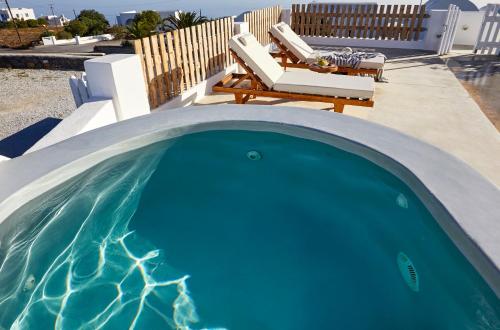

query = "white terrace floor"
[196, 48, 500, 188]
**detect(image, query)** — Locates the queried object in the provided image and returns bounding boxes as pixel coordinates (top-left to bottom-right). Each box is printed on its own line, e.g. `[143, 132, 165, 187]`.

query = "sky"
[6, 0, 491, 23]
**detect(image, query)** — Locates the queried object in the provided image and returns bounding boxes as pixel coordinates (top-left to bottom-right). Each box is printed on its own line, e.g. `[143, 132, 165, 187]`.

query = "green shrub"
[107, 25, 127, 39]
[77, 9, 109, 35]
[37, 17, 48, 26]
[65, 19, 88, 36]
[126, 11, 162, 39]
[40, 31, 55, 38]
[14, 19, 28, 28]
[26, 19, 39, 28]
[4, 21, 16, 29]
[56, 30, 73, 39]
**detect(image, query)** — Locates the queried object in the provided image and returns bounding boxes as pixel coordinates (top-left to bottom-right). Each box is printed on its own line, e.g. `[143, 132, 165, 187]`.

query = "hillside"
[0, 27, 63, 48]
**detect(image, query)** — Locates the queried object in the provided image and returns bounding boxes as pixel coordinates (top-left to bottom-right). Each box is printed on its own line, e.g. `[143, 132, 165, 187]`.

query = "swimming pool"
[0, 106, 499, 329]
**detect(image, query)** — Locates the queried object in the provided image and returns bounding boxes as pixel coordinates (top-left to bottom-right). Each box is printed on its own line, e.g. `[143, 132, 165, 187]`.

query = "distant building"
[116, 10, 179, 26]
[116, 11, 138, 26]
[40, 14, 71, 26]
[0, 7, 36, 21]
[425, 0, 479, 11]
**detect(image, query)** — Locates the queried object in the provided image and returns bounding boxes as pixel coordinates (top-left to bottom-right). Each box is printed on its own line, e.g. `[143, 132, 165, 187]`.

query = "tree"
[56, 30, 73, 39]
[126, 10, 161, 39]
[77, 9, 109, 35]
[163, 11, 208, 30]
[37, 17, 48, 26]
[65, 19, 88, 36]
[26, 19, 39, 28]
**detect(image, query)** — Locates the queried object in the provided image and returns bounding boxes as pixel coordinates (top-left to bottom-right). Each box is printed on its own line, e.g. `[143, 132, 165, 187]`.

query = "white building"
[0, 7, 35, 21]
[425, 0, 479, 11]
[116, 10, 179, 26]
[40, 14, 71, 26]
[116, 11, 138, 26]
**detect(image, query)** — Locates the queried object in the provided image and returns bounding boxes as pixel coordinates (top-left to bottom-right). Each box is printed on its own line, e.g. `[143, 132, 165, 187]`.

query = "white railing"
[437, 5, 461, 55]
[474, 3, 500, 55]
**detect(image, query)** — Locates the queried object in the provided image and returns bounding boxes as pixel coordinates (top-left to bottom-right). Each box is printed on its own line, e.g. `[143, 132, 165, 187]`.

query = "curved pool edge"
[0, 105, 499, 296]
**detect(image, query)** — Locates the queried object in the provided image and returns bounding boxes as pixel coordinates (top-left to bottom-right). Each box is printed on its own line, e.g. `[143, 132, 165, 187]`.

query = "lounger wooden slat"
[212, 49, 374, 114]
[268, 32, 380, 77]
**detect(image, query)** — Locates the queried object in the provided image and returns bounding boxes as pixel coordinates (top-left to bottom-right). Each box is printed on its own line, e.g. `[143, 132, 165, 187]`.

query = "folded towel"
[321, 51, 386, 69]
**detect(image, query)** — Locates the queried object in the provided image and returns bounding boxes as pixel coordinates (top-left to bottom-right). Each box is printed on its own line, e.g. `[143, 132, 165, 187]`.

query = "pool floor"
[0, 130, 498, 329]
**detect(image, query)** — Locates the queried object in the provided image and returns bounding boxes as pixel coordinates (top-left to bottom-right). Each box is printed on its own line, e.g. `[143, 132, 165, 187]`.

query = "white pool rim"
[0, 105, 498, 296]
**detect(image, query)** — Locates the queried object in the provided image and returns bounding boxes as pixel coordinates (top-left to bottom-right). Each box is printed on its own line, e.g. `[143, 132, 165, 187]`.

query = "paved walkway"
[198, 49, 500, 187]
[444, 52, 500, 130]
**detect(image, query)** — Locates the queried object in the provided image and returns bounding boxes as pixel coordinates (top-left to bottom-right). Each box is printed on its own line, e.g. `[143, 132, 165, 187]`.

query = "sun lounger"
[269, 22, 385, 80]
[212, 33, 374, 113]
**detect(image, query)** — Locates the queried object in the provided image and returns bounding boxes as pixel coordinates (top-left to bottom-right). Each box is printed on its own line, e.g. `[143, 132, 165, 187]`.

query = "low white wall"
[454, 11, 483, 46]
[26, 99, 117, 154]
[302, 36, 425, 50]
[156, 63, 239, 110]
[42, 34, 113, 46]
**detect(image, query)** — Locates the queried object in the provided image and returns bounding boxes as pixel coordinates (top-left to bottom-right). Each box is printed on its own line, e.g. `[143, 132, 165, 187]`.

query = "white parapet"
[84, 54, 150, 121]
[234, 22, 249, 35]
[26, 99, 117, 154]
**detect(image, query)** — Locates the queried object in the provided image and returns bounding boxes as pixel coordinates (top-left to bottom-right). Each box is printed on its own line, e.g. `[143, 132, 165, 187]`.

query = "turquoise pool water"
[0, 130, 498, 329]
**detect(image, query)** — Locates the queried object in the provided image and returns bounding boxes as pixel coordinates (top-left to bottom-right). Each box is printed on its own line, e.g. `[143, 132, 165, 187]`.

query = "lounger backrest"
[229, 33, 283, 88]
[270, 22, 314, 62]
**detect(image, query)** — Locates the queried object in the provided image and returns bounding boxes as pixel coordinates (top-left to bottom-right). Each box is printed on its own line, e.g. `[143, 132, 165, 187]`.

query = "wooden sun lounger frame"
[212, 49, 374, 113]
[268, 32, 380, 77]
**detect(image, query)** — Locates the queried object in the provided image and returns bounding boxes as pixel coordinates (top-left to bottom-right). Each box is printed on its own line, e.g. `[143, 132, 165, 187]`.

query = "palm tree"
[163, 11, 208, 30]
[126, 20, 150, 39]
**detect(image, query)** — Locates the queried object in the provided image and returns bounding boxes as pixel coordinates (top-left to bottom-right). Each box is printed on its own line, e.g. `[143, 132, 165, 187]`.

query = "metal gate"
[437, 4, 461, 55]
[474, 4, 500, 55]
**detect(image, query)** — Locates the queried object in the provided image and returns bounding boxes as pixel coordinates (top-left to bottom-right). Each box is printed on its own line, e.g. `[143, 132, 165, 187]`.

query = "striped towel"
[322, 51, 386, 69]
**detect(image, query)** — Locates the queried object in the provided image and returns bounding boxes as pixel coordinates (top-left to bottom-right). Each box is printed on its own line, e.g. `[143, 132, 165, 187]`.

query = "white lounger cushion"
[307, 52, 386, 70]
[274, 71, 374, 99]
[271, 22, 385, 70]
[229, 32, 375, 99]
[270, 22, 314, 62]
[229, 33, 283, 88]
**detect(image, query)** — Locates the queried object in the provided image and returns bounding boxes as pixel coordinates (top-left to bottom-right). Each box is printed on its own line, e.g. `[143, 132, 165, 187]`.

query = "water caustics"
[0, 143, 224, 330]
[0, 130, 499, 330]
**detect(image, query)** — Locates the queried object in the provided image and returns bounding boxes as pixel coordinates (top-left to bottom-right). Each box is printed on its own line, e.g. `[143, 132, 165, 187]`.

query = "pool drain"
[246, 150, 262, 161]
[397, 252, 419, 292]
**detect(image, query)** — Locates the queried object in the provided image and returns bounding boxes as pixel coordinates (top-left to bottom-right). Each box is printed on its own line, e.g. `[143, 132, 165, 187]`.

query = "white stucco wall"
[84, 54, 150, 121]
[0, 8, 35, 21]
[26, 100, 117, 154]
[454, 11, 484, 46]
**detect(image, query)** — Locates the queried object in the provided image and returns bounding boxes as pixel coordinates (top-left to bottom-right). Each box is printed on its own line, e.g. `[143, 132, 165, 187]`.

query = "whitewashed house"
[39, 14, 71, 26]
[0, 7, 35, 21]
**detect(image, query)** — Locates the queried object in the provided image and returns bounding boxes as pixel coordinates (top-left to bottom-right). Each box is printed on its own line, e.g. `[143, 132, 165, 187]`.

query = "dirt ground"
[0, 27, 63, 48]
[0, 68, 80, 140]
